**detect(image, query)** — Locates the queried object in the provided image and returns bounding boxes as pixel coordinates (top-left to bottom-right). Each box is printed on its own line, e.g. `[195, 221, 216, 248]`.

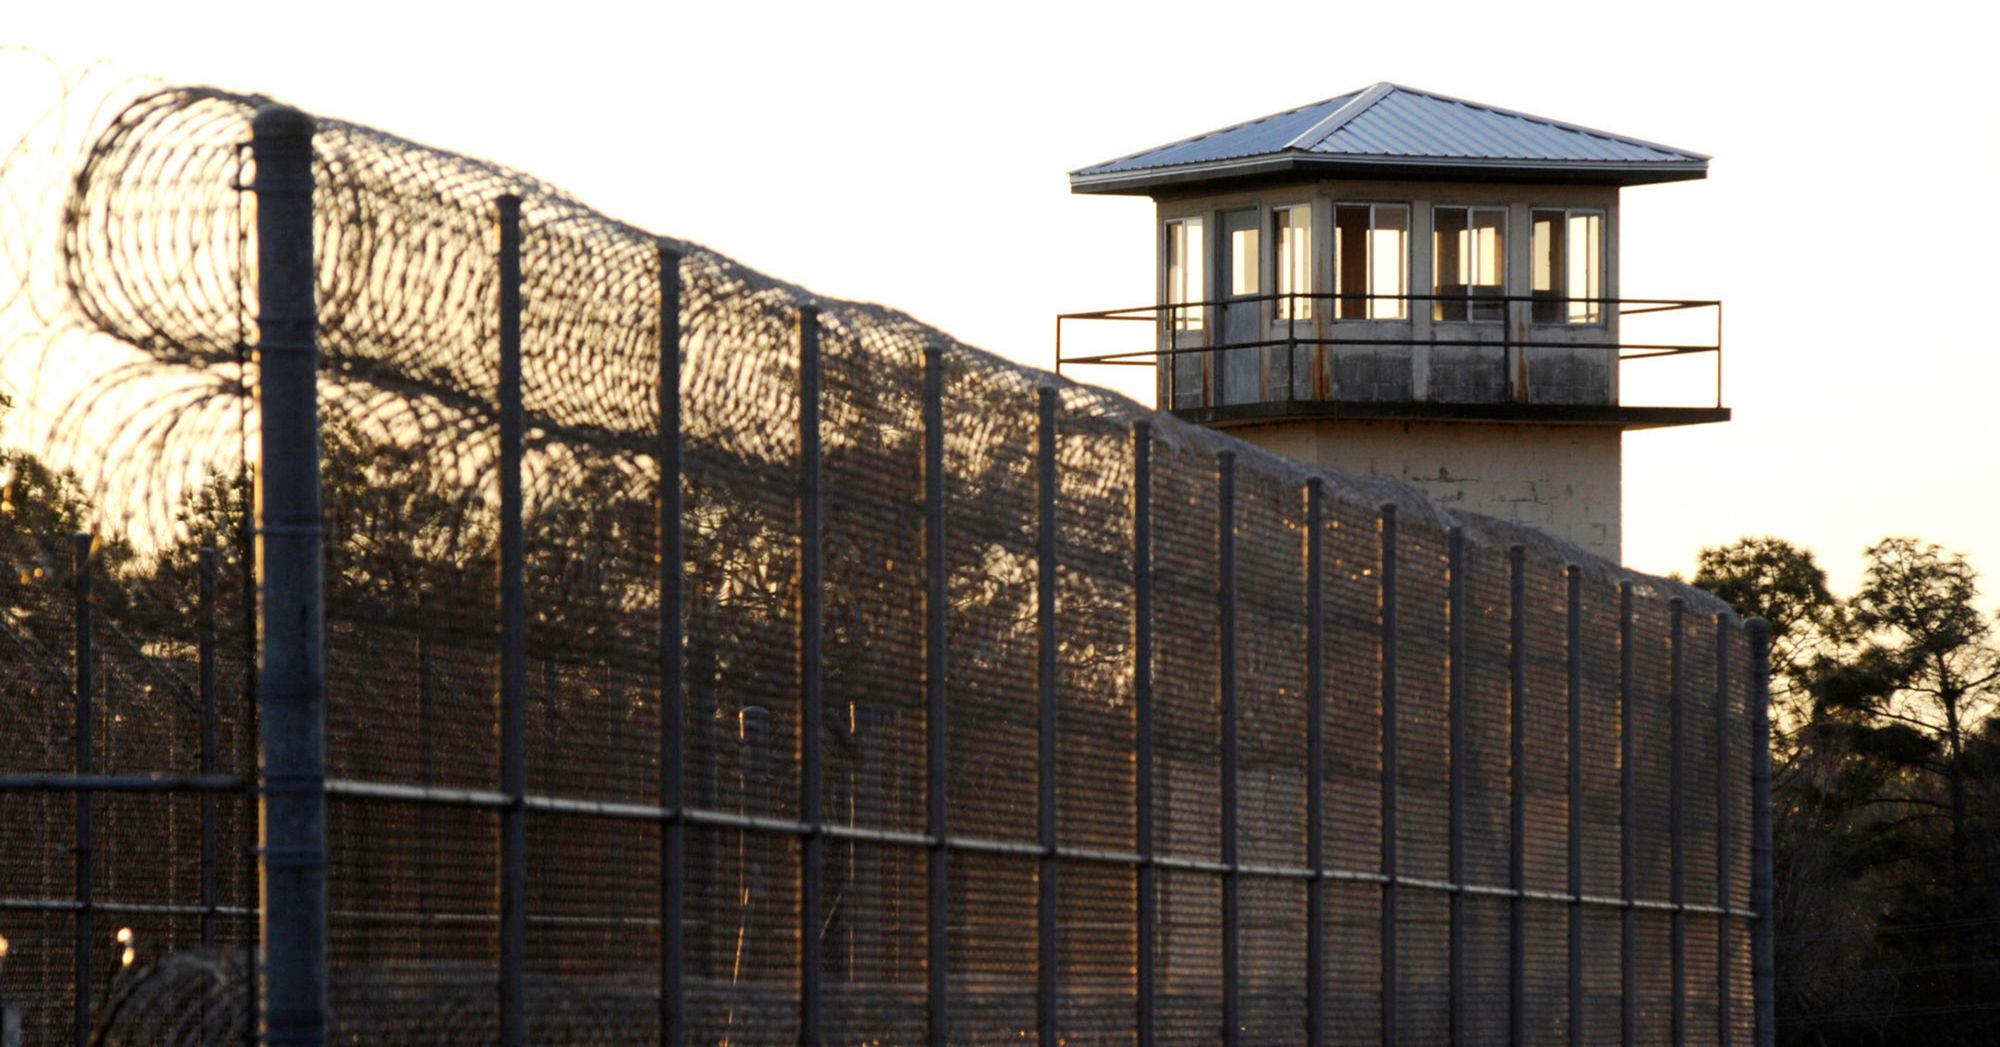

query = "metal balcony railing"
[1055, 292, 1723, 415]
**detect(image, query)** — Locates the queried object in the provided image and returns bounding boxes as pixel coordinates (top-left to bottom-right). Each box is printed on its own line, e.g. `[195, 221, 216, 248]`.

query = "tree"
[1809, 539, 2000, 1034]
[1, 392, 141, 625]
[1693, 536, 1846, 721]
[1814, 539, 1999, 884]
[1697, 535, 2000, 1044]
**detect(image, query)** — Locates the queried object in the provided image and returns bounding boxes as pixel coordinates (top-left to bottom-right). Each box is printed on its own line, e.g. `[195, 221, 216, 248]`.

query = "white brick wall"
[1236, 419, 1623, 560]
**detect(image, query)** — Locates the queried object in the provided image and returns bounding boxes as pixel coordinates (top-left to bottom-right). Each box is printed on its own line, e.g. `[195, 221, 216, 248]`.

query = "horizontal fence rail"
[0, 87, 1771, 1047]
[0, 768, 1769, 917]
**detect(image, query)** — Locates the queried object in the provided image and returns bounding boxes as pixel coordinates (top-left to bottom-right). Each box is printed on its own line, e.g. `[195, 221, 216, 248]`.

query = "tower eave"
[1070, 155, 1710, 196]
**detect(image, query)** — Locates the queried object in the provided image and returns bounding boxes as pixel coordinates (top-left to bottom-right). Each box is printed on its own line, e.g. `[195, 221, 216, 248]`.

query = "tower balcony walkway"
[1056, 292, 1727, 431]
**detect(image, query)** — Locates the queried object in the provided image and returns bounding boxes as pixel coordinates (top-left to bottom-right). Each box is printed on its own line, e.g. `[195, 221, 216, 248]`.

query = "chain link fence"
[0, 81, 1774, 1045]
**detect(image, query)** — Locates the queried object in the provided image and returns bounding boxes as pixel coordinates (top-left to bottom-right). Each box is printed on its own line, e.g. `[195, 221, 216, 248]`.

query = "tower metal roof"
[1070, 83, 1709, 194]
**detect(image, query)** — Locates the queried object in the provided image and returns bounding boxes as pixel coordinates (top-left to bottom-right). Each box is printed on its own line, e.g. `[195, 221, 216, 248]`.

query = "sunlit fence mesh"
[0, 84, 1768, 1045]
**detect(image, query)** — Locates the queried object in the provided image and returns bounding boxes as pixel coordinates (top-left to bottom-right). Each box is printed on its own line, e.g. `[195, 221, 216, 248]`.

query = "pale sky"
[7, 0, 1998, 603]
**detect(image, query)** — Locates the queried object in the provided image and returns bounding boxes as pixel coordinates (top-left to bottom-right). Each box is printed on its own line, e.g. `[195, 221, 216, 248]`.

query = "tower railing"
[1055, 292, 1724, 415]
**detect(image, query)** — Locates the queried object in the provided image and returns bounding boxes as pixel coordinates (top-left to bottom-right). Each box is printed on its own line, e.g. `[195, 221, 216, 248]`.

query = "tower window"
[1272, 205, 1313, 320]
[1166, 217, 1204, 331]
[1434, 206, 1507, 322]
[1531, 209, 1604, 323]
[1335, 203, 1408, 320]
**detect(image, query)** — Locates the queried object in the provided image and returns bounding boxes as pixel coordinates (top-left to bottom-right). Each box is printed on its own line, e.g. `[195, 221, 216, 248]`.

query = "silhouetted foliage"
[1699, 535, 2000, 1045]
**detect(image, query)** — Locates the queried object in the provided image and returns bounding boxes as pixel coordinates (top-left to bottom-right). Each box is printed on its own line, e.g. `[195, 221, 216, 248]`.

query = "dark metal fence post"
[1306, 480, 1326, 1047]
[200, 545, 219, 949]
[924, 344, 950, 1047]
[1669, 599, 1687, 1047]
[72, 533, 93, 1047]
[1619, 582, 1636, 1047]
[417, 584, 435, 957]
[1446, 529, 1467, 1046]
[1218, 452, 1239, 1047]
[1566, 567, 1583, 1045]
[495, 194, 528, 1047]
[657, 242, 685, 1047]
[1380, 503, 1399, 1047]
[251, 104, 327, 1047]
[238, 468, 260, 1047]
[1133, 421, 1156, 1047]
[1747, 618, 1774, 1047]
[798, 306, 825, 1047]
[1509, 545, 1527, 1047]
[1036, 386, 1061, 1047]
[236, 462, 260, 1047]
[1715, 617, 1734, 1047]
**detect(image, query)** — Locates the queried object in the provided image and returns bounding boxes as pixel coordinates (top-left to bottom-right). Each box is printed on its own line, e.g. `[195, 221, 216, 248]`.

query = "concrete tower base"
[1230, 419, 1623, 560]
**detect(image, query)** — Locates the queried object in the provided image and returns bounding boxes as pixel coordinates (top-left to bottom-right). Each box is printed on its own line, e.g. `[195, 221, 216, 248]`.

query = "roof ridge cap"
[1282, 81, 1397, 151]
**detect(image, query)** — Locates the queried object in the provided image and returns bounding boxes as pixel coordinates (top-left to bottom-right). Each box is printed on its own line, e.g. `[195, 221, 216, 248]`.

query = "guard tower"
[1060, 83, 1727, 560]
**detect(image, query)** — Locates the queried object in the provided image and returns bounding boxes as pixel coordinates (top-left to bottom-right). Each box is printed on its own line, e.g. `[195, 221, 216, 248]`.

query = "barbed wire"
[6, 63, 1733, 619]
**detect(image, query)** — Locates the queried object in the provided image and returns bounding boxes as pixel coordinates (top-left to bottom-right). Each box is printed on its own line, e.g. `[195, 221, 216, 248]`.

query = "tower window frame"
[1530, 207, 1606, 325]
[1433, 205, 1508, 323]
[1270, 204, 1314, 321]
[1334, 202, 1410, 321]
[1165, 216, 1205, 332]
